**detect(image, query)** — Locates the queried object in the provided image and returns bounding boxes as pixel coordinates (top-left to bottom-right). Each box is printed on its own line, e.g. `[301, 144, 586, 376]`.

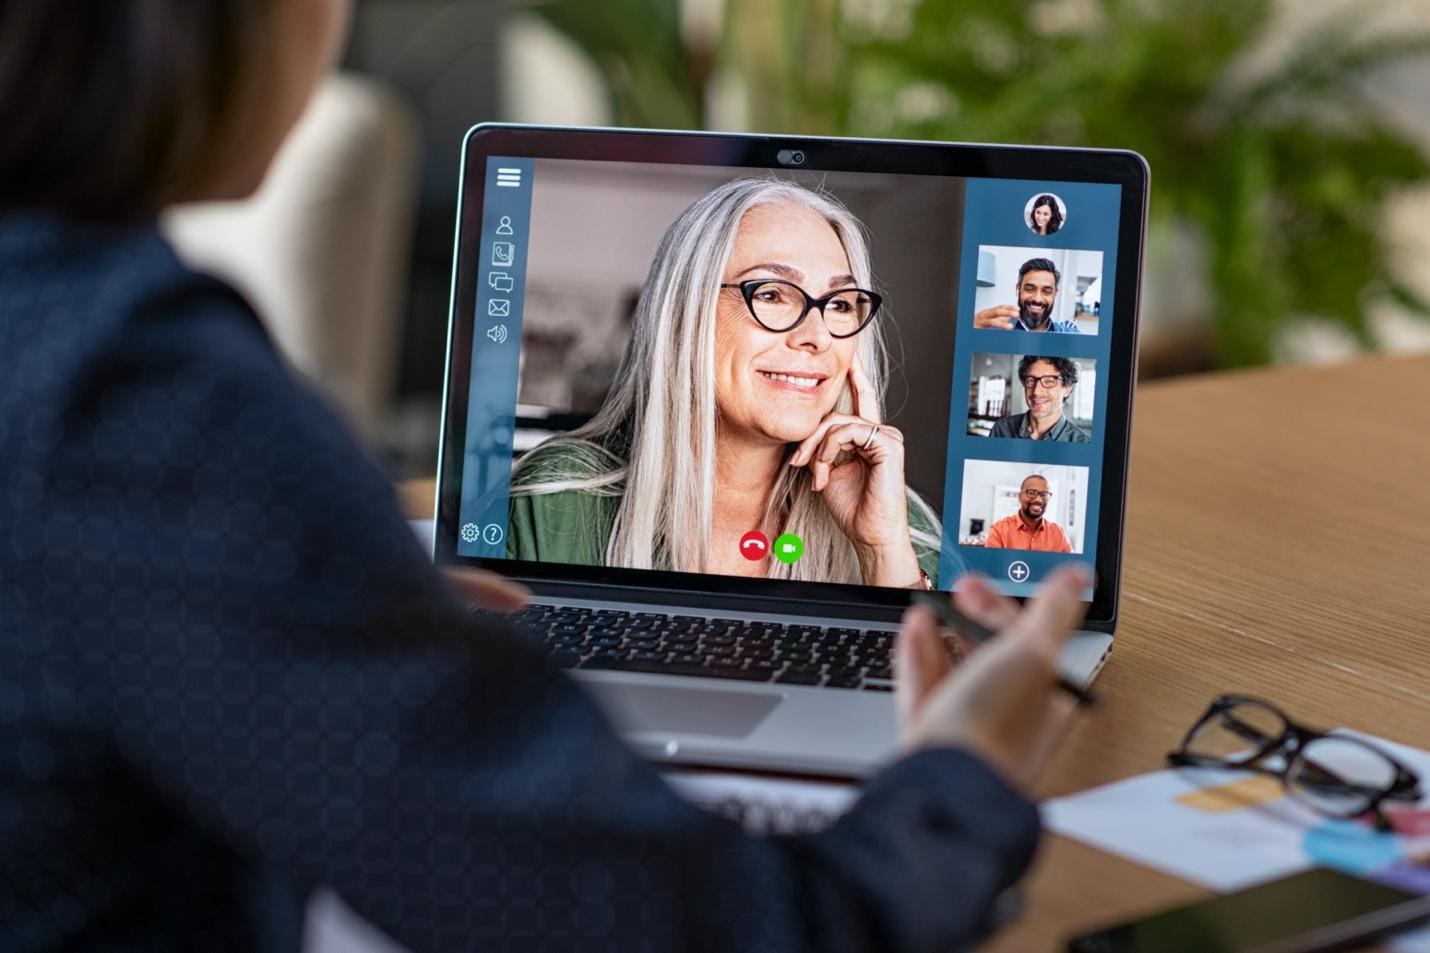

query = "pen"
[911, 591, 1098, 707]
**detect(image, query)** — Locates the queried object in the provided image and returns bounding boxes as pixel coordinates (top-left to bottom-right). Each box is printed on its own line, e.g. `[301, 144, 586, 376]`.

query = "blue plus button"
[1007, 561, 1031, 583]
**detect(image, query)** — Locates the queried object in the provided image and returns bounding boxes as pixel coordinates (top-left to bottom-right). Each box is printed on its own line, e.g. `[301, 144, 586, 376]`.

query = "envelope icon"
[488, 299, 510, 317]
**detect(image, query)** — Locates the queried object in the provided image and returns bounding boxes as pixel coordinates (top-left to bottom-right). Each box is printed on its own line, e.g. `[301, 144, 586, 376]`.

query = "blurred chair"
[163, 72, 420, 439]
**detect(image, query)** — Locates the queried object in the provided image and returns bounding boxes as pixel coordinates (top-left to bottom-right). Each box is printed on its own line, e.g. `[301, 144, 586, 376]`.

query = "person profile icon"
[496, 216, 515, 236]
[1025, 194, 1066, 236]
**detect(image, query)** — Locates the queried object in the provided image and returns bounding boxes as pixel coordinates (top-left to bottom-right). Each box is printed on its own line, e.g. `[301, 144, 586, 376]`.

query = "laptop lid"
[435, 125, 1146, 631]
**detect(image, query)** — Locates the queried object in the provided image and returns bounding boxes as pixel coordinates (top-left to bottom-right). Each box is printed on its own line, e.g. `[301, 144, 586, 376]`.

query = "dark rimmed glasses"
[1167, 695, 1422, 830]
[721, 278, 882, 338]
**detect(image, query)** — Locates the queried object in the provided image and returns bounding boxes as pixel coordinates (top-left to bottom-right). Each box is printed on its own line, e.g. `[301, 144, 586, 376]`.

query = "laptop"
[433, 124, 1146, 778]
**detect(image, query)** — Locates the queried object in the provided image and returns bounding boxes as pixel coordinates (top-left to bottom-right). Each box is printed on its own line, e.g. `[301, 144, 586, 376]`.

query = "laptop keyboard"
[492, 603, 896, 691]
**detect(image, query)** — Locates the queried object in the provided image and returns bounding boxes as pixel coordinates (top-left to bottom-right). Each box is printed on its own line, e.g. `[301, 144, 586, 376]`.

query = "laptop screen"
[441, 131, 1138, 608]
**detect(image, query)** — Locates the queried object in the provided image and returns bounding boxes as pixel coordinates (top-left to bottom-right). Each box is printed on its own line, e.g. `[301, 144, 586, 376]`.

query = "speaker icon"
[487, 324, 508, 344]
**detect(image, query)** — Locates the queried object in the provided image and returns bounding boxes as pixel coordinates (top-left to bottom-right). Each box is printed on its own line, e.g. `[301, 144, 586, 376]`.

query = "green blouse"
[507, 443, 944, 588]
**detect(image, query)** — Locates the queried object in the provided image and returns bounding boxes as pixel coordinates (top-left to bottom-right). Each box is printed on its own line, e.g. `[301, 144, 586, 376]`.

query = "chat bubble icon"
[488, 272, 514, 293]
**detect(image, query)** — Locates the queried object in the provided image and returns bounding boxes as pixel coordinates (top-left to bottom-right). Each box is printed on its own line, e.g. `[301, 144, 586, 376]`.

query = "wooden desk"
[403, 354, 1430, 951]
[985, 353, 1430, 951]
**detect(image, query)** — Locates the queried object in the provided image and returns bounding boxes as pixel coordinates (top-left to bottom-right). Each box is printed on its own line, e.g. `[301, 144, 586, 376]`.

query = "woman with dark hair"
[0, 3, 1091, 950]
[1029, 193, 1064, 235]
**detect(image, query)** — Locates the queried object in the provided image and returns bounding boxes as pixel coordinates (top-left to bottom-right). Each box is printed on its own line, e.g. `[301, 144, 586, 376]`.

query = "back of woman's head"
[0, 2, 273, 222]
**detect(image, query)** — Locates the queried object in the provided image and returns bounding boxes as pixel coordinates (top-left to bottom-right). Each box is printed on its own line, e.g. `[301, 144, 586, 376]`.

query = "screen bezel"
[435, 124, 1147, 629]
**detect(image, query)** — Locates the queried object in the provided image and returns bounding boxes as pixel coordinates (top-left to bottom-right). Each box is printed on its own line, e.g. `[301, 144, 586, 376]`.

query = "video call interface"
[454, 156, 1121, 597]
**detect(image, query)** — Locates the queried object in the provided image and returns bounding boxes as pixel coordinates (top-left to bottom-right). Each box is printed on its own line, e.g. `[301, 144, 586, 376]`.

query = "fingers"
[1004, 563, 1093, 662]
[952, 573, 1019, 631]
[444, 568, 530, 613]
[790, 414, 857, 466]
[974, 305, 1018, 330]
[848, 355, 881, 423]
[790, 414, 900, 468]
[805, 422, 902, 491]
[895, 604, 951, 735]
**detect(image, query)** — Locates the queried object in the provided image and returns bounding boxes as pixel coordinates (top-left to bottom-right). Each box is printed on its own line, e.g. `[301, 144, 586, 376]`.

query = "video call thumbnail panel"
[957, 460, 1090, 555]
[967, 353, 1096, 442]
[970, 244, 1103, 335]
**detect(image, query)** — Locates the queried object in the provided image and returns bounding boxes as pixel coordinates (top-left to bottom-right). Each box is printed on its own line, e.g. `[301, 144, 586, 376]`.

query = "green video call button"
[773, 533, 804, 564]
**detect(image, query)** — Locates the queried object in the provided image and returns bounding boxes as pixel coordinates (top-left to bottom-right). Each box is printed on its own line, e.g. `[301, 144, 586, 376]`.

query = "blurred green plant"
[532, 0, 1430, 367]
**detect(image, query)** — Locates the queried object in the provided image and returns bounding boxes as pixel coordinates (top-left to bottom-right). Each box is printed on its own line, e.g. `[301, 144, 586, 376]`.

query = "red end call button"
[739, 530, 769, 561]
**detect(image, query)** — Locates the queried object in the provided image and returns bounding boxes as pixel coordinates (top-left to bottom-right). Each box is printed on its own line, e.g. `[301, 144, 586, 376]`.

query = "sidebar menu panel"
[456, 156, 535, 558]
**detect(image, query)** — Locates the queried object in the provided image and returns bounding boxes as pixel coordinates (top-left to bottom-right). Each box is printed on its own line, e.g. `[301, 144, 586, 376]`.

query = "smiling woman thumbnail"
[505, 178, 943, 589]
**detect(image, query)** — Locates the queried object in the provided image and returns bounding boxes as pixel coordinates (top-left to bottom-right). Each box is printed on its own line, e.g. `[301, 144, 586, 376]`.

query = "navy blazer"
[0, 214, 1040, 952]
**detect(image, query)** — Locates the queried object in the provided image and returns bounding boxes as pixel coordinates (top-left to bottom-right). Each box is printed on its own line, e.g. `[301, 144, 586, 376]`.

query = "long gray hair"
[512, 177, 939, 583]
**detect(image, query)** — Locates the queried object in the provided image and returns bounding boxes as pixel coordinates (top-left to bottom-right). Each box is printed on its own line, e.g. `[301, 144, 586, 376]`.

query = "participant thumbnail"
[967, 353, 1095, 442]
[1025, 192, 1066, 236]
[958, 461, 1089, 554]
[970, 245, 1103, 335]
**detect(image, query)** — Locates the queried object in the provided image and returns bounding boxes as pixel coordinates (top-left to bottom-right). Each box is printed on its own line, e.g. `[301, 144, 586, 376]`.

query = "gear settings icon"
[460, 522, 481, 543]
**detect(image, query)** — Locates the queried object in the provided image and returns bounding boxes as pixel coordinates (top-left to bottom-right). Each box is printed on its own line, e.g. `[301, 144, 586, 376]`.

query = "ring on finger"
[861, 424, 880, 450]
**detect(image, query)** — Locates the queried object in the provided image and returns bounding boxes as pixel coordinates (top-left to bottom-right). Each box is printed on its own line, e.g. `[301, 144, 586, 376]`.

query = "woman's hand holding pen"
[789, 356, 921, 587]
[895, 565, 1093, 792]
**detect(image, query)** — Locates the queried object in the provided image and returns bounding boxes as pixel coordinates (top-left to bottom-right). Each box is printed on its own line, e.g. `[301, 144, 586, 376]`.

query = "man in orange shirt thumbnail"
[984, 475, 1074, 552]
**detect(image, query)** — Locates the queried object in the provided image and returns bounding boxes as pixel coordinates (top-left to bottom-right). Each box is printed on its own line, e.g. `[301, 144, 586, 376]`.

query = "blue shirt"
[0, 213, 1039, 952]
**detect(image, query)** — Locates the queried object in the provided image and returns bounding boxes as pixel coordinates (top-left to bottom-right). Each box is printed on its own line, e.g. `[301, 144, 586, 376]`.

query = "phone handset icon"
[739, 530, 769, 561]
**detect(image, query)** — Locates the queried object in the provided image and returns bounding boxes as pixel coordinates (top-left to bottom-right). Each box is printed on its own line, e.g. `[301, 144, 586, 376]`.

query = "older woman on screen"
[506, 178, 944, 589]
